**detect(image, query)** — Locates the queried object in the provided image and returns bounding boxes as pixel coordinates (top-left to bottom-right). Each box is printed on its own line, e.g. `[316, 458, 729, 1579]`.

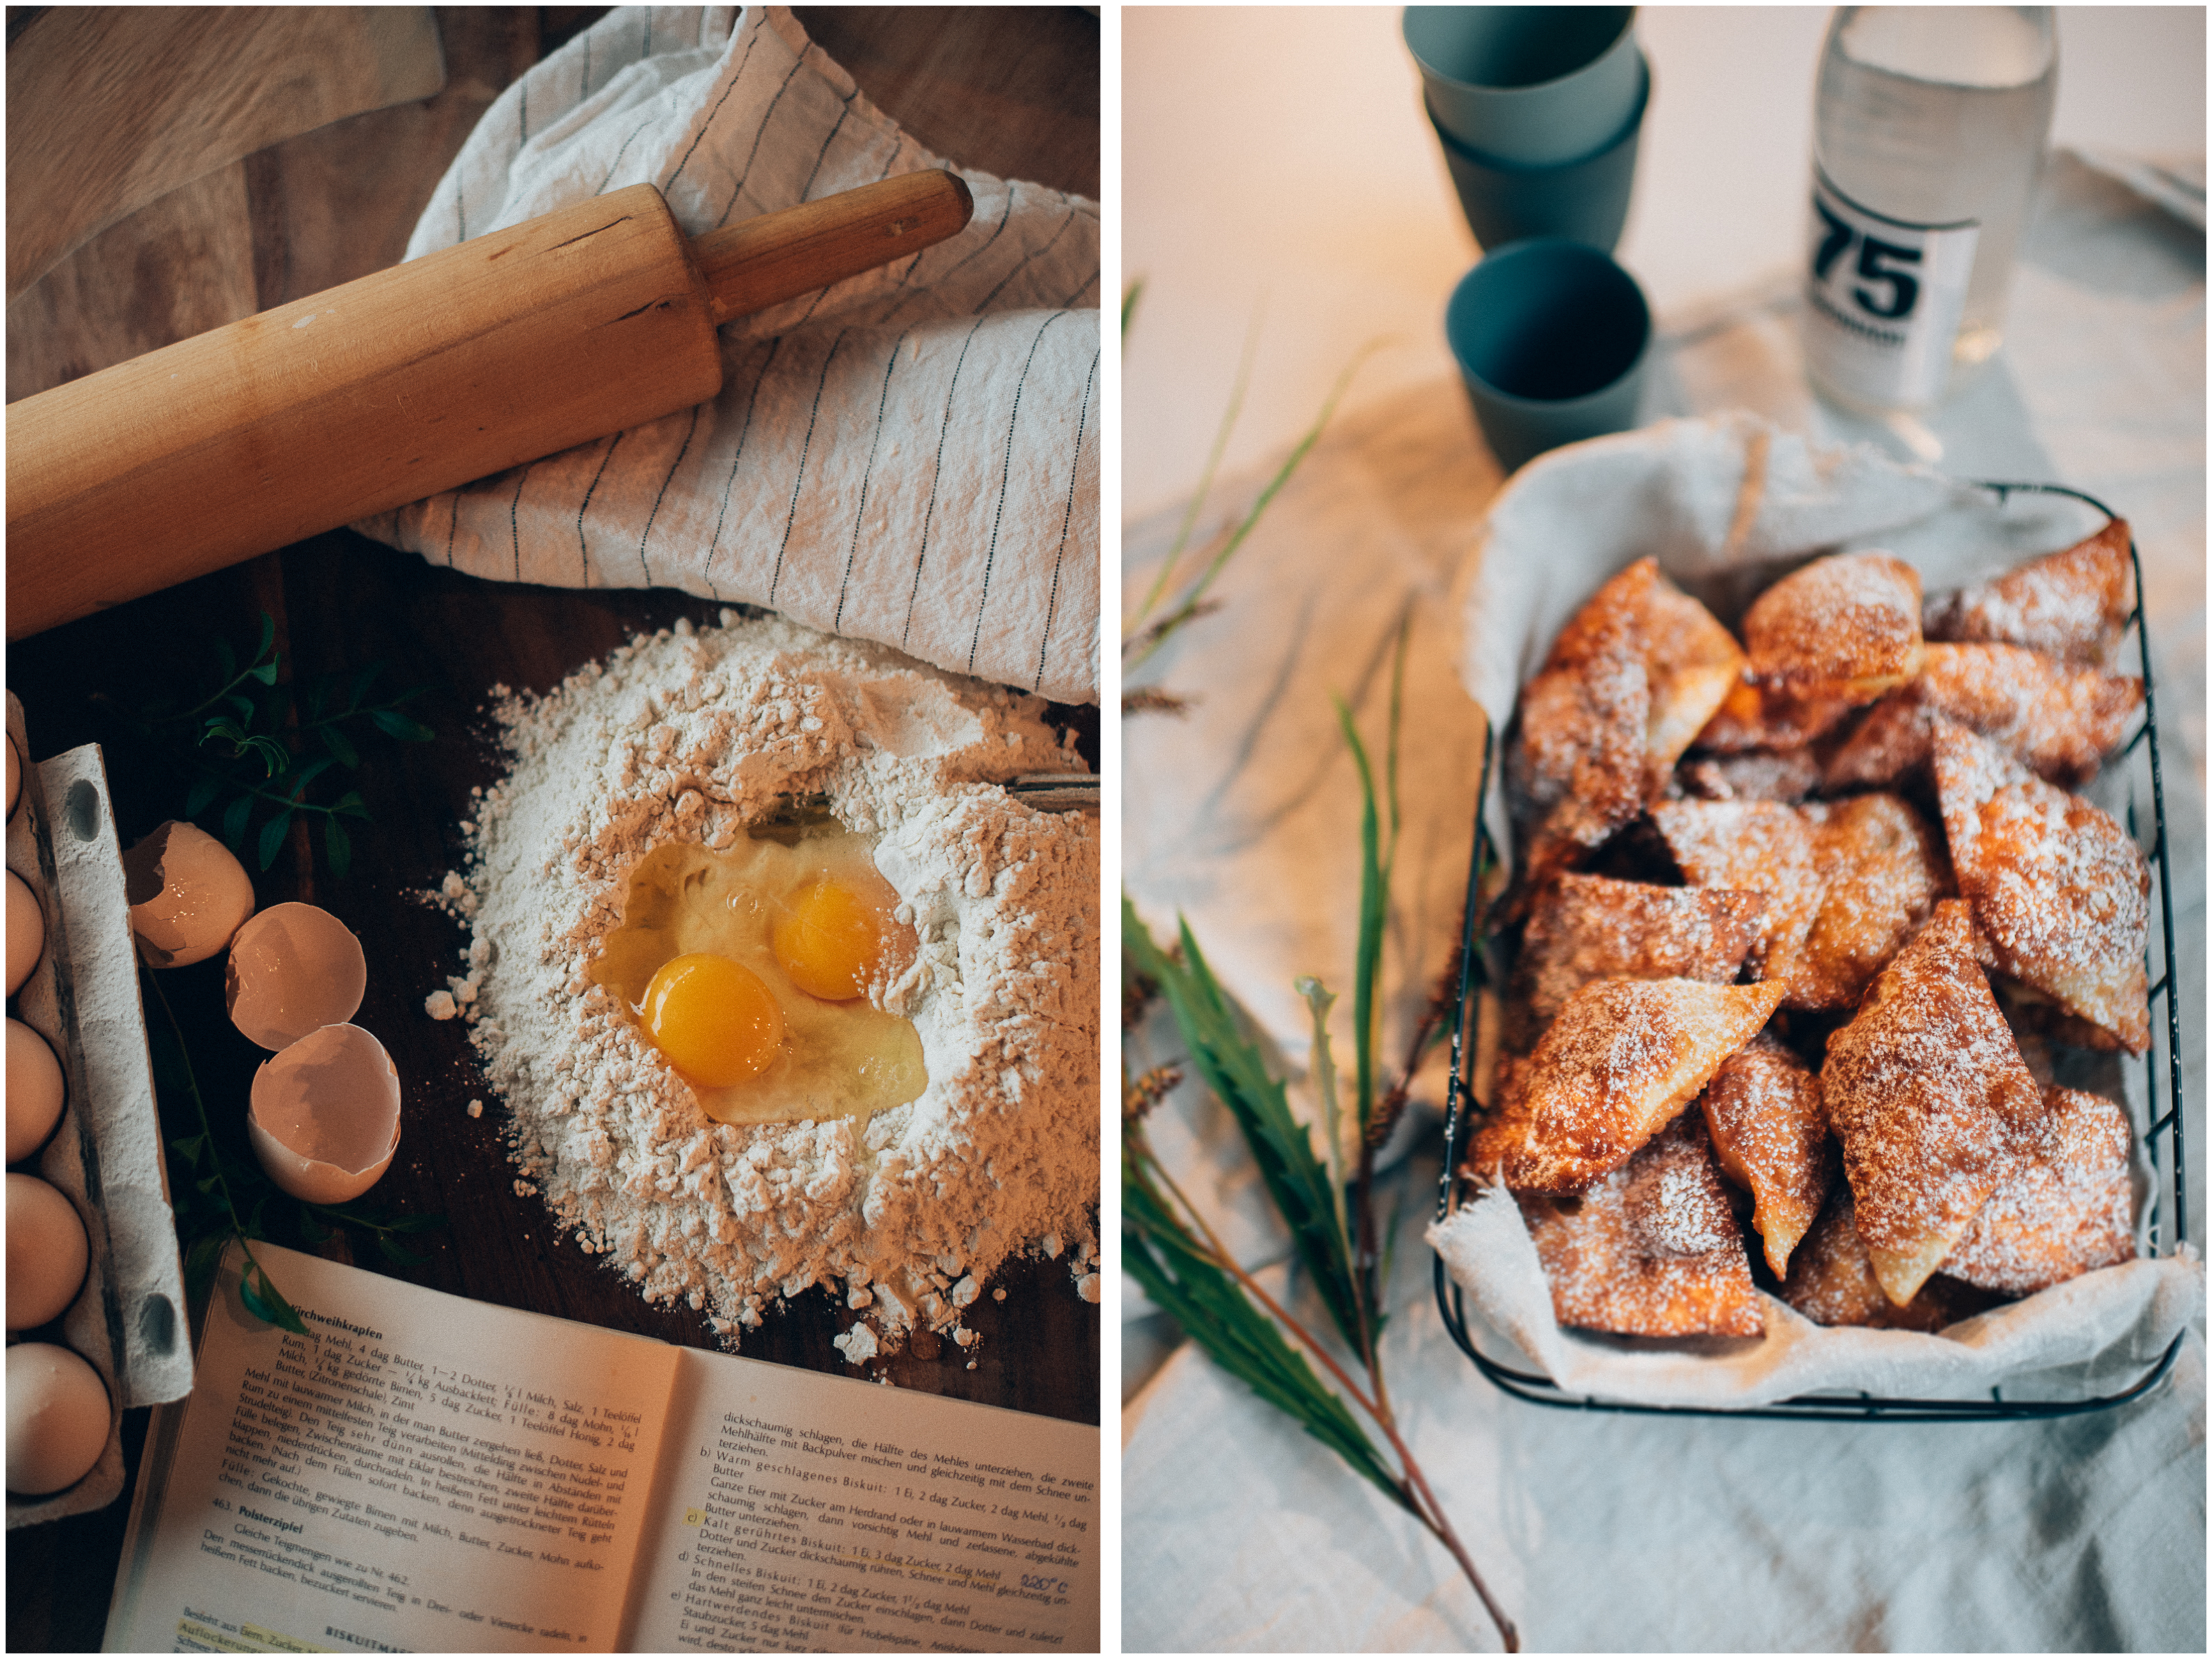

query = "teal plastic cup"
[1427, 48, 1648, 254]
[1404, 6, 1641, 164]
[1444, 240, 1651, 472]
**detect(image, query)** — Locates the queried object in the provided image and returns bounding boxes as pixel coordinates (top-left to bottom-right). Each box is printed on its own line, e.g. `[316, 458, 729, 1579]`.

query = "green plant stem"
[141, 965, 291, 1317]
[1137, 1132, 1518, 1651]
[1124, 341, 1381, 676]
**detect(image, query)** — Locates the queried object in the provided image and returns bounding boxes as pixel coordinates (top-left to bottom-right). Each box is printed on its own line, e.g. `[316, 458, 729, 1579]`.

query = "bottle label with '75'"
[1804, 167, 1979, 409]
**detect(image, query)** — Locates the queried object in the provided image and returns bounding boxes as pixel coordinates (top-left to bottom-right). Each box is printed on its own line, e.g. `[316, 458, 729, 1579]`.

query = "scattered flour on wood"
[429, 613, 1099, 1352]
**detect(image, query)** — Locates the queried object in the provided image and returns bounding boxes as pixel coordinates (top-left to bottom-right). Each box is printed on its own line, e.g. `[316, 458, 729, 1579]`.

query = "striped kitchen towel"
[355, 5, 1100, 703]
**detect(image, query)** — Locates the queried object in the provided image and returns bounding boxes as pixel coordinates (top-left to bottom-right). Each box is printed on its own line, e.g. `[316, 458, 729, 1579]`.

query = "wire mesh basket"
[1432, 483, 2191, 1421]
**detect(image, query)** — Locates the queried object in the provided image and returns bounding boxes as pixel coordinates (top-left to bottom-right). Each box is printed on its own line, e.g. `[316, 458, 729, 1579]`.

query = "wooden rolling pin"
[6, 170, 974, 640]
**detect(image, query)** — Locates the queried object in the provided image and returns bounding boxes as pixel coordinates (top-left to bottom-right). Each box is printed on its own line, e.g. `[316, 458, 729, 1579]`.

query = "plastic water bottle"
[1803, 6, 2057, 413]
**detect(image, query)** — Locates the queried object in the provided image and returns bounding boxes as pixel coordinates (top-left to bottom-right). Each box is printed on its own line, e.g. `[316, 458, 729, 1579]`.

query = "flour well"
[435, 614, 1098, 1352]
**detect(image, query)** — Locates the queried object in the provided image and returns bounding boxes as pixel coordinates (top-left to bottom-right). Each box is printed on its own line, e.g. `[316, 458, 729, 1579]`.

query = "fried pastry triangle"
[1504, 874, 1765, 1054]
[1931, 719, 2150, 1054]
[1505, 559, 1655, 909]
[1519, 1113, 1764, 1338]
[1779, 1184, 1992, 1332]
[1923, 518, 2134, 668]
[1643, 574, 1747, 794]
[1650, 799, 1826, 996]
[1823, 642, 2142, 790]
[1503, 975, 1786, 1193]
[1821, 911, 2046, 1305]
[1698, 1033, 1834, 1277]
[1938, 1085, 2135, 1295]
[1790, 793, 1951, 1011]
[1743, 550, 1924, 700]
[1690, 677, 1857, 754]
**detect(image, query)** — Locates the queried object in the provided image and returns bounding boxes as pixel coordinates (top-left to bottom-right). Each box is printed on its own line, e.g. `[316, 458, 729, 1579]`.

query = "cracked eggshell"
[247, 1023, 400, 1204]
[227, 902, 366, 1049]
[6, 870, 43, 995]
[123, 820, 256, 968]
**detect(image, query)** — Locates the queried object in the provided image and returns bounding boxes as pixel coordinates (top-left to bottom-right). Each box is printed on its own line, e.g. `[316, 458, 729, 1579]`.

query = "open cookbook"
[103, 1243, 1098, 1653]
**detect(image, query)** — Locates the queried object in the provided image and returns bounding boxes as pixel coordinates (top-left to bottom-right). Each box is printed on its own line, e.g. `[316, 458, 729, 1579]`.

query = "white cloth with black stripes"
[355, 5, 1100, 703]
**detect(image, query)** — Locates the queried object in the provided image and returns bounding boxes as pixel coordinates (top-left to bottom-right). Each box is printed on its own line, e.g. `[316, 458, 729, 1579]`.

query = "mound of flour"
[433, 613, 1099, 1352]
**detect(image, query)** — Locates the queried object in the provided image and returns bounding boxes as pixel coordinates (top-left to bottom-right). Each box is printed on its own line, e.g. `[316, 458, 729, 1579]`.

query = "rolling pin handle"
[689, 169, 974, 327]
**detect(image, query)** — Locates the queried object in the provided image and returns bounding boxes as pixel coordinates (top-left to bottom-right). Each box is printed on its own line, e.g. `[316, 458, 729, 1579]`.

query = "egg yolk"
[771, 879, 886, 1001]
[641, 954, 784, 1087]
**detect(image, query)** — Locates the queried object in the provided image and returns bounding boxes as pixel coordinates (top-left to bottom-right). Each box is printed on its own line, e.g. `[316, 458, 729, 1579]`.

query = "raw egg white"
[594, 825, 924, 1125]
[227, 902, 367, 1049]
[247, 1023, 401, 1204]
[123, 820, 256, 969]
[6, 1171, 89, 1329]
[6, 1342, 110, 1496]
[6, 1018, 66, 1162]
[6, 870, 43, 996]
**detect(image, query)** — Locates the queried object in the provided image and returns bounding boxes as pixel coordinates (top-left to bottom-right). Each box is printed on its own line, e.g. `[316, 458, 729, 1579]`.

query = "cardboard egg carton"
[7, 693, 193, 1528]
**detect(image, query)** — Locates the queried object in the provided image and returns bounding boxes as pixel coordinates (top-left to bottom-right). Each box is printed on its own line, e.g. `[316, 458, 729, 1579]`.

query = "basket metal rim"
[1431, 479, 2191, 1422]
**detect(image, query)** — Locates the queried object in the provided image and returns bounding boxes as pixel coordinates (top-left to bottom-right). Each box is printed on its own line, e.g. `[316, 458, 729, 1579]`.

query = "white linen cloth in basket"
[355, 6, 1100, 704]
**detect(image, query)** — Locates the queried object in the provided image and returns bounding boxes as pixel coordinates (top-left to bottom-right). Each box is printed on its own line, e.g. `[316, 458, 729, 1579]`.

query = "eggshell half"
[247, 1023, 401, 1204]
[123, 820, 256, 969]
[7, 1018, 66, 1162]
[227, 902, 367, 1049]
[7, 1171, 89, 1329]
[6, 1341, 112, 1496]
[6, 870, 44, 995]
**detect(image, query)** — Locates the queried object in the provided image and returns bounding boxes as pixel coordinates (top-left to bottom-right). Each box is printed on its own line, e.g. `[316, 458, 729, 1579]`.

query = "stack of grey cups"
[1408, 6, 1654, 470]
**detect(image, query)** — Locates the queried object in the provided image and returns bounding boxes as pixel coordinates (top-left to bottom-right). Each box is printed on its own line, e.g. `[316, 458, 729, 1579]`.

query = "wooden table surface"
[4, 9, 1100, 1649]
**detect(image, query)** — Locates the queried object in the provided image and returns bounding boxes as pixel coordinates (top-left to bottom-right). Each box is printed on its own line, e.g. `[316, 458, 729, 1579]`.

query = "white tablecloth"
[1121, 133, 2206, 1653]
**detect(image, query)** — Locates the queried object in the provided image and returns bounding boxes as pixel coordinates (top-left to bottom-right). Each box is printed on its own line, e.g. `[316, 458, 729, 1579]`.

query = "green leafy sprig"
[1119, 309, 1379, 707]
[97, 610, 433, 874]
[1122, 640, 1516, 1651]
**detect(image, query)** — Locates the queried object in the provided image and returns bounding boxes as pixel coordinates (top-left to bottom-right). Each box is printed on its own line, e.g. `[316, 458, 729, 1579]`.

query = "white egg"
[247, 1023, 401, 1204]
[6, 1341, 111, 1496]
[6, 869, 43, 996]
[7, 1019, 66, 1163]
[226, 902, 366, 1049]
[122, 820, 256, 969]
[6, 1171, 89, 1329]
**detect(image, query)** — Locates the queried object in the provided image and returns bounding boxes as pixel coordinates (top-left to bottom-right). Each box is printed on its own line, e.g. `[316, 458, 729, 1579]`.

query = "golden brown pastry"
[1464, 1053, 1535, 1185]
[1822, 642, 2142, 790]
[1678, 748, 1825, 804]
[1940, 1085, 2135, 1295]
[1505, 559, 1654, 909]
[1923, 518, 2134, 668]
[1790, 793, 1951, 1011]
[1642, 573, 1748, 795]
[1650, 798, 1826, 994]
[1698, 1033, 1834, 1277]
[1779, 1185, 1989, 1332]
[1519, 1113, 1764, 1338]
[1743, 550, 1925, 700]
[1503, 976, 1787, 1193]
[1931, 719, 2150, 1055]
[1821, 907, 2046, 1306]
[1504, 874, 1766, 1054]
[1690, 677, 1858, 754]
